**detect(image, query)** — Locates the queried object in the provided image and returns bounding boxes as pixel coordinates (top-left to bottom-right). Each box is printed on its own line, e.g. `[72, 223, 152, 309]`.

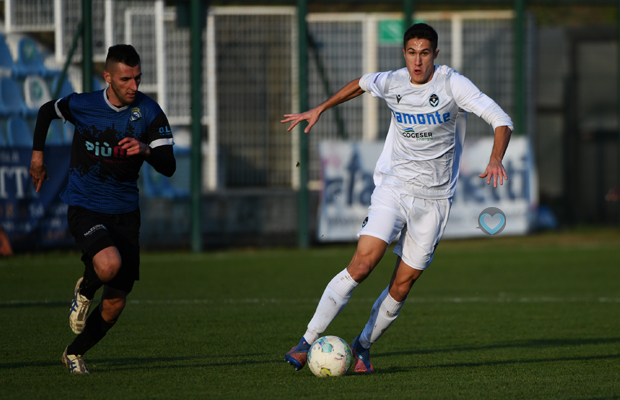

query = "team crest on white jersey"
[130, 107, 142, 121]
[396, 94, 402, 104]
[429, 94, 439, 107]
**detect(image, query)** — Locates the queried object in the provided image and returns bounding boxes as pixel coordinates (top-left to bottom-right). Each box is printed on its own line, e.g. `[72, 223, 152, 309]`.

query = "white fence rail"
[3, 1, 528, 192]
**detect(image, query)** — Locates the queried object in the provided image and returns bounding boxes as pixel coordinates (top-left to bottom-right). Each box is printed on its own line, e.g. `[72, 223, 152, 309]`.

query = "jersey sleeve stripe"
[54, 98, 66, 123]
[149, 138, 174, 148]
[383, 72, 393, 96]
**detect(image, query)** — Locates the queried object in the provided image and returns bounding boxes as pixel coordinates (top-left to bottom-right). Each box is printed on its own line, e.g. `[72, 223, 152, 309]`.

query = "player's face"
[403, 38, 438, 85]
[103, 62, 142, 107]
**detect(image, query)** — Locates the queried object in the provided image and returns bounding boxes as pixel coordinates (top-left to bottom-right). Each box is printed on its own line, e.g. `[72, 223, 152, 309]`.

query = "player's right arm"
[281, 78, 363, 133]
[30, 96, 74, 192]
[29, 150, 47, 193]
[30, 99, 59, 192]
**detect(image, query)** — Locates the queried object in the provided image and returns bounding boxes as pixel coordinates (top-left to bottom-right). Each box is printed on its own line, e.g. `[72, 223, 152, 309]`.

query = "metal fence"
[209, 8, 525, 189]
[4, 0, 55, 31]
[210, 8, 295, 188]
[3, 1, 530, 192]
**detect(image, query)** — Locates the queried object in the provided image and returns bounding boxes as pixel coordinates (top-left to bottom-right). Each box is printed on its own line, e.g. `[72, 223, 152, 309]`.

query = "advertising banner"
[0, 146, 73, 250]
[317, 141, 382, 241]
[444, 137, 538, 238]
[317, 137, 537, 241]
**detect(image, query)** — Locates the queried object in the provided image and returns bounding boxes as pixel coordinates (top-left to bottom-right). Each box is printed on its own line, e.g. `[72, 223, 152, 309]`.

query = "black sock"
[79, 255, 103, 300]
[67, 305, 114, 356]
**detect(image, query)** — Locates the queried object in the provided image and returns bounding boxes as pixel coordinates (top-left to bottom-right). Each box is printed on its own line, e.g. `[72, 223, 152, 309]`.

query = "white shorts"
[358, 184, 452, 271]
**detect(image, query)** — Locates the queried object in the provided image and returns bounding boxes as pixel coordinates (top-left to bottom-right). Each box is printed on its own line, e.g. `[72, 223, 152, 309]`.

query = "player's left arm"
[145, 145, 176, 177]
[119, 112, 176, 177]
[478, 125, 511, 188]
[450, 73, 513, 188]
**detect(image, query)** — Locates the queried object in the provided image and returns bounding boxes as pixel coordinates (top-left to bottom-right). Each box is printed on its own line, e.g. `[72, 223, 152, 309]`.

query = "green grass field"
[1, 229, 619, 399]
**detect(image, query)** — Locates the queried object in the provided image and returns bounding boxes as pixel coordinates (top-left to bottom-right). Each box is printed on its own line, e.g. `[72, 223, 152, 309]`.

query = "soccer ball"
[307, 336, 353, 377]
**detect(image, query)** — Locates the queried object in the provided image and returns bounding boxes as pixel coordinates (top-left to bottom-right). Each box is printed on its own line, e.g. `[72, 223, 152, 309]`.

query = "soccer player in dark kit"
[29, 44, 176, 374]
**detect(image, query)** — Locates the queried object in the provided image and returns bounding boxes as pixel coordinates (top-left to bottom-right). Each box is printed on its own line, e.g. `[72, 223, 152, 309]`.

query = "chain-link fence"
[3, 1, 529, 191]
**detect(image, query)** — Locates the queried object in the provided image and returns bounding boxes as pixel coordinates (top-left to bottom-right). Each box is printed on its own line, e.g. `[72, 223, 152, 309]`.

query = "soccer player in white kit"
[281, 23, 513, 373]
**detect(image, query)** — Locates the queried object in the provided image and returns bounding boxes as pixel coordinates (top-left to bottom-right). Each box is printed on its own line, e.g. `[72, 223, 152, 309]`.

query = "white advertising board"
[317, 137, 537, 241]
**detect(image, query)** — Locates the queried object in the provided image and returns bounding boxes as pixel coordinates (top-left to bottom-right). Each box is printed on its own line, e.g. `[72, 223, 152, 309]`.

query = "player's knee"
[94, 258, 122, 282]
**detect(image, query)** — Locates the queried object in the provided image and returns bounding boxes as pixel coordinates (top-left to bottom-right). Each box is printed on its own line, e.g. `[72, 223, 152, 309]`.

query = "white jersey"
[359, 65, 513, 199]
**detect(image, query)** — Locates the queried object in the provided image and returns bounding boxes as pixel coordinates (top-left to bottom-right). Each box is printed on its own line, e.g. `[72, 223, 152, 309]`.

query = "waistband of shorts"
[378, 176, 454, 200]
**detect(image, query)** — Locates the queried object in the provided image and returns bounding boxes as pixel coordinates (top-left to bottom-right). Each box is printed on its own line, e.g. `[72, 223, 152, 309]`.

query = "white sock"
[303, 269, 359, 344]
[359, 286, 404, 349]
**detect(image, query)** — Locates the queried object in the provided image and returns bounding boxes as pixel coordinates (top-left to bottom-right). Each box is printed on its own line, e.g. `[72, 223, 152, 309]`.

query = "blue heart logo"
[477, 207, 506, 236]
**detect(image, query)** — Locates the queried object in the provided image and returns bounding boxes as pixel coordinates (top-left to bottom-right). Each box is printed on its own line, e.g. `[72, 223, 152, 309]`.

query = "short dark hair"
[105, 44, 140, 69]
[403, 23, 438, 51]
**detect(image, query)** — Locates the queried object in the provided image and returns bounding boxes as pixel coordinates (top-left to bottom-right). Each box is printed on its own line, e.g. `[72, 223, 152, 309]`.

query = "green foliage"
[1, 230, 619, 399]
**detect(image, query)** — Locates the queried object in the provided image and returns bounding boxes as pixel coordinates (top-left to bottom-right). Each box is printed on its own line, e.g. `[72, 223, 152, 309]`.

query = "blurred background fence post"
[190, 0, 204, 253]
[81, 0, 92, 93]
[403, 0, 414, 55]
[515, 0, 525, 138]
[297, 0, 310, 249]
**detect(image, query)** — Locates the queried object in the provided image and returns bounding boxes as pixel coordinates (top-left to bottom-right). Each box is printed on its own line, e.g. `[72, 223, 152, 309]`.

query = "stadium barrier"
[317, 136, 537, 241]
[0, 146, 72, 250]
[1, 3, 538, 248]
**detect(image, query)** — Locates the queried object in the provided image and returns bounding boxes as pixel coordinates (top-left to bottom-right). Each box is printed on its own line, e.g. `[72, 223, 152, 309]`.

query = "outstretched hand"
[119, 137, 150, 157]
[478, 158, 508, 188]
[281, 78, 363, 134]
[29, 151, 48, 193]
[281, 108, 322, 134]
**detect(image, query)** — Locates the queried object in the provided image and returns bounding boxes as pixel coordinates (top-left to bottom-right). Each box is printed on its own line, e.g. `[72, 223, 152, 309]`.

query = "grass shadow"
[379, 353, 620, 374]
[376, 337, 620, 358]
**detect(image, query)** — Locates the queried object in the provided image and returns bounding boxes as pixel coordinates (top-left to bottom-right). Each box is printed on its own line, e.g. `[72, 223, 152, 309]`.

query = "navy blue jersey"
[56, 90, 174, 213]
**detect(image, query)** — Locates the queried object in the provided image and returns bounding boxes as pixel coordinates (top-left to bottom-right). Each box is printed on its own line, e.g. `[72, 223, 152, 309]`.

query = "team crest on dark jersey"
[130, 107, 142, 121]
[429, 94, 439, 107]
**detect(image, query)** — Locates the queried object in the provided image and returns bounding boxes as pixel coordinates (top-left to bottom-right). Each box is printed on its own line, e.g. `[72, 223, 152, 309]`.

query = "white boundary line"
[3, 297, 620, 307]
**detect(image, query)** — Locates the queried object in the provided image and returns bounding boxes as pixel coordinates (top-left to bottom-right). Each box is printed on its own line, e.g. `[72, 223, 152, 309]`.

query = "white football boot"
[68, 277, 91, 334]
[62, 346, 90, 374]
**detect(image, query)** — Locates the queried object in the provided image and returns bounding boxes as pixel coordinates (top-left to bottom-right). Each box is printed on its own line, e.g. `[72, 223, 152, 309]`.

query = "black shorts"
[67, 205, 141, 293]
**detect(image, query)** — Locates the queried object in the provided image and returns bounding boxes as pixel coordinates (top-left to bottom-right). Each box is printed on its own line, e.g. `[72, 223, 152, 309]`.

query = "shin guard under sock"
[67, 305, 114, 356]
[359, 286, 405, 349]
[304, 268, 359, 344]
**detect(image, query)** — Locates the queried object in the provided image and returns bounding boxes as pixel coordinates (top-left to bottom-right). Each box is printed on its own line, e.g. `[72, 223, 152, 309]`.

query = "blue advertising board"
[0, 145, 73, 250]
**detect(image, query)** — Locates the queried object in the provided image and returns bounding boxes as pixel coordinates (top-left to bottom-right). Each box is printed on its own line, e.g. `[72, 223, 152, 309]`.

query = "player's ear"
[103, 70, 111, 84]
[433, 49, 439, 59]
